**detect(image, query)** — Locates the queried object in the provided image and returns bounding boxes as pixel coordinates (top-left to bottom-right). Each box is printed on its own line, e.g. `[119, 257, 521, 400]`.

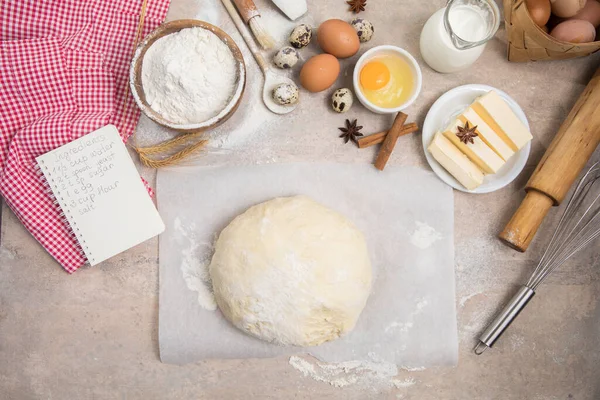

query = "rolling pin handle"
[499, 190, 554, 252]
[500, 66, 600, 252]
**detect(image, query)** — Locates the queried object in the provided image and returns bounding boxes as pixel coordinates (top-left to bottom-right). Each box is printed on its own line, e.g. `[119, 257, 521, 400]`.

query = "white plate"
[422, 84, 531, 194]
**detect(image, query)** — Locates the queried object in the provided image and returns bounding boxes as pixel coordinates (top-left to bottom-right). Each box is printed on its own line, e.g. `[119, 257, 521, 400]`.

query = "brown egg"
[526, 0, 552, 26]
[550, 0, 587, 18]
[317, 19, 360, 59]
[550, 19, 597, 42]
[300, 54, 341, 93]
[571, 0, 600, 27]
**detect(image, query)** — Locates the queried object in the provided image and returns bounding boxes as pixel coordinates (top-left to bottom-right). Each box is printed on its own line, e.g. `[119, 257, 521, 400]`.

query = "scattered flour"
[256, 6, 298, 46]
[392, 378, 416, 388]
[400, 366, 426, 372]
[546, 350, 565, 365]
[385, 322, 414, 334]
[510, 334, 525, 351]
[288, 355, 419, 391]
[459, 291, 482, 308]
[501, 228, 520, 245]
[384, 298, 429, 335]
[415, 299, 429, 312]
[174, 217, 217, 311]
[460, 307, 495, 342]
[193, 0, 221, 25]
[409, 221, 442, 250]
[166, 0, 222, 25]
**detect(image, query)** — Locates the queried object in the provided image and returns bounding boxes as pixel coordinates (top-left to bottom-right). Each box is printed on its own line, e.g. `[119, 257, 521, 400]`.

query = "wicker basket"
[505, 0, 600, 62]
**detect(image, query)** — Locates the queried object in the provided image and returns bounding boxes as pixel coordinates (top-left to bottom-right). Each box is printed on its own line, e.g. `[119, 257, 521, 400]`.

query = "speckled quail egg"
[331, 88, 353, 113]
[289, 24, 312, 49]
[350, 18, 375, 43]
[273, 46, 300, 69]
[273, 83, 299, 106]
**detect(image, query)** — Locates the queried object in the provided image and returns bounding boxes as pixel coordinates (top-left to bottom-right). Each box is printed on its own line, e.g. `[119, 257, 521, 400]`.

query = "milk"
[420, 6, 489, 73]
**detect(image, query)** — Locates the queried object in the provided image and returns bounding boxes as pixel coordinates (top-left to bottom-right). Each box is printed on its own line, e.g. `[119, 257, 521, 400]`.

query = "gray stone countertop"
[1, 0, 599, 398]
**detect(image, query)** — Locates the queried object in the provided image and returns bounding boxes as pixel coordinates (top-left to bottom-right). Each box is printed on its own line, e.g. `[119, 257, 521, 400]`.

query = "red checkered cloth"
[0, 0, 170, 273]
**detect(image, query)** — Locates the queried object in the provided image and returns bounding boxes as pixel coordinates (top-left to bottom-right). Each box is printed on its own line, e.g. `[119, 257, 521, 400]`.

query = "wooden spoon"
[221, 0, 298, 114]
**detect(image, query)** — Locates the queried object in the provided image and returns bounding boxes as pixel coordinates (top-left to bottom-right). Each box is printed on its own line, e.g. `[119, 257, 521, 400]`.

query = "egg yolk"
[358, 55, 414, 109]
[360, 61, 390, 91]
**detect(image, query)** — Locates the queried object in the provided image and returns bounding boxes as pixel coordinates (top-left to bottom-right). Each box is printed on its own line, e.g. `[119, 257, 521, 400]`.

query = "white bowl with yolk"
[353, 45, 422, 114]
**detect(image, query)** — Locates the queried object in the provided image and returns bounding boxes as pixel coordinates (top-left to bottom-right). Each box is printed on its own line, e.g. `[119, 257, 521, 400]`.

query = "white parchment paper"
[157, 163, 457, 366]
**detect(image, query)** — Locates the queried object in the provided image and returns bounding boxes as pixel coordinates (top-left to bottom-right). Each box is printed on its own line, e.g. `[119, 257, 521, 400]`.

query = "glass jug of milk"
[420, 0, 500, 73]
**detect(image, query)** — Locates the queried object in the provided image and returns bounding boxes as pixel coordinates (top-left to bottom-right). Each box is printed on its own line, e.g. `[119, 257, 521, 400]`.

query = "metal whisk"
[475, 162, 600, 355]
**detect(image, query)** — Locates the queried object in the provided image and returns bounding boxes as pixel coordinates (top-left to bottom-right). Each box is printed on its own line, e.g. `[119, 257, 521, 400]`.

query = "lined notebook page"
[36, 125, 165, 266]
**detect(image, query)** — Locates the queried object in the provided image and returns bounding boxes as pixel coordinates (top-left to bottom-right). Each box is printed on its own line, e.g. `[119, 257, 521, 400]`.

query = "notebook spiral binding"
[34, 160, 91, 264]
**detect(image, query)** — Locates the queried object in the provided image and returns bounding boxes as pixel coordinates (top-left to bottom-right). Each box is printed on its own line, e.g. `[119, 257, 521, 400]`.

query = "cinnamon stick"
[357, 123, 418, 148]
[374, 112, 408, 171]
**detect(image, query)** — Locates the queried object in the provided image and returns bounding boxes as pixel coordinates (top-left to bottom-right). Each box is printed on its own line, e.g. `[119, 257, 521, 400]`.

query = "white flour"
[133, 0, 290, 150]
[409, 221, 443, 250]
[289, 352, 423, 391]
[385, 321, 414, 334]
[142, 27, 237, 125]
[392, 378, 417, 388]
[192, 0, 220, 25]
[400, 366, 426, 372]
[384, 298, 429, 335]
[510, 333, 525, 351]
[459, 291, 482, 308]
[258, 6, 304, 46]
[461, 307, 495, 341]
[289, 355, 416, 390]
[174, 217, 217, 311]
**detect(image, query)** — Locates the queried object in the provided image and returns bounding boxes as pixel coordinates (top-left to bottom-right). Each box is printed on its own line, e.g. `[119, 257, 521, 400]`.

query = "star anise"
[339, 119, 364, 145]
[456, 122, 479, 145]
[347, 0, 367, 13]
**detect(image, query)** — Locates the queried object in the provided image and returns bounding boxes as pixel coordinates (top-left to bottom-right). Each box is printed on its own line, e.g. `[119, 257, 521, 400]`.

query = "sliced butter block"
[471, 91, 533, 151]
[459, 108, 515, 161]
[428, 132, 484, 191]
[442, 118, 505, 174]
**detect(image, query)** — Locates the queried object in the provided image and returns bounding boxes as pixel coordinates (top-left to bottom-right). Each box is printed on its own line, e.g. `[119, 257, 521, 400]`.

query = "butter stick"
[471, 91, 532, 152]
[428, 132, 484, 190]
[442, 118, 505, 174]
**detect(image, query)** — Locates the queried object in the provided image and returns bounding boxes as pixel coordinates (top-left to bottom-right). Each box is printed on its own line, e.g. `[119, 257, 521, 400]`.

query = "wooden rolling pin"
[500, 66, 600, 252]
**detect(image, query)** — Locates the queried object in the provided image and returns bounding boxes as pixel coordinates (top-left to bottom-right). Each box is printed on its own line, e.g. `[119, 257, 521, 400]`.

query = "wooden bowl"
[505, 0, 600, 62]
[129, 19, 246, 133]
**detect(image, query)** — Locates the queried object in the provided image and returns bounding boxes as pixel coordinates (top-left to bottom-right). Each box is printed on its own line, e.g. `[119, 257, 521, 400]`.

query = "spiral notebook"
[36, 125, 165, 266]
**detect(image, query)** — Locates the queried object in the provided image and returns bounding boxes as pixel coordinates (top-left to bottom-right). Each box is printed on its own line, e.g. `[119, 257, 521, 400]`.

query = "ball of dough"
[331, 88, 353, 113]
[289, 24, 312, 49]
[209, 196, 372, 347]
[272, 83, 299, 105]
[273, 46, 299, 69]
[350, 18, 375, 43]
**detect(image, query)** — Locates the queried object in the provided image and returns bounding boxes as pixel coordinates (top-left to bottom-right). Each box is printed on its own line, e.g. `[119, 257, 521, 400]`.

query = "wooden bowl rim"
[512, 0, 600, 49]
[129, 19, 246, 133]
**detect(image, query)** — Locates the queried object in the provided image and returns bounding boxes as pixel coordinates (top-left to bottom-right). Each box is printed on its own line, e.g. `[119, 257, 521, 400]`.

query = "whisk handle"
[474, 285, 535, 355]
